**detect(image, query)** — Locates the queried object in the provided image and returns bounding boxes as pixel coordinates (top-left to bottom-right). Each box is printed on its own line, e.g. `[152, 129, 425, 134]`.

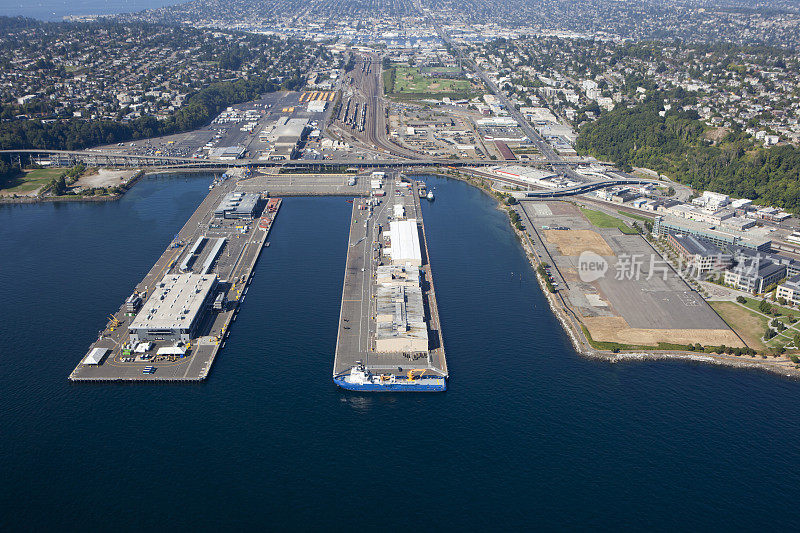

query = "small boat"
[426, 191, 435, 201]
[266, 242, 270, 247]
[334, 362, 446, 392]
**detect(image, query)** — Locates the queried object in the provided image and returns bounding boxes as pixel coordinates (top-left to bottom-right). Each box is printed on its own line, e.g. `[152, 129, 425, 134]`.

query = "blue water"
[2, 172, 800, 530]
[0, 0, 183, 20]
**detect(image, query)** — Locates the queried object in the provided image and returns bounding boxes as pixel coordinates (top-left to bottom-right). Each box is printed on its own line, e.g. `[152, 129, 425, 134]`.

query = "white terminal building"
[129, 273, 218, 343]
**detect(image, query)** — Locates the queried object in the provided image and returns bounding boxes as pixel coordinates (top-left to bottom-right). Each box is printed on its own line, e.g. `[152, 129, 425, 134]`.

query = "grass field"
[710, 301, 768, 350]
[617, 209, 652, 222]
[580, 208, 638, 234]
[386, 67, 478, 98]
[1, 168, 63, 194]
[739, 297, 800, 319]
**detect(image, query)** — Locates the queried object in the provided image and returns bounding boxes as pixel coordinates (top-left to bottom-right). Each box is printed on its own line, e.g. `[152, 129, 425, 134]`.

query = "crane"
[407, 369, 429, 380]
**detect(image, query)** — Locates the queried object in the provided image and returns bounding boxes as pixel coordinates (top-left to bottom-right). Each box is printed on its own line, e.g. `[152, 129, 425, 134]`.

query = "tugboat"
[426, 190, 435, 201]
[334, 361, 446, 392]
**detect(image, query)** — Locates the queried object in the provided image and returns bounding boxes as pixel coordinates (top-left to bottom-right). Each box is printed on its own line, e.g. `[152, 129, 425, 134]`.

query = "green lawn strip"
[731, 301, 797, 346]
[741, 298, 800, 319]
[580, 208, 638, 234]
[382, 69, 395, 93]
[386, 66, 479, 99]
[767, 336, 789, 348]
[616, 209, 652, 222]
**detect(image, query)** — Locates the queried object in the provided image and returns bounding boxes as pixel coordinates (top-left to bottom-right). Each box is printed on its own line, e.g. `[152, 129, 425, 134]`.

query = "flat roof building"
[724, 259, 786, 294]
[376, 264, 420, 287]
[777, 274, 800, 305]
[214, 192, 262, 219]
[667, 232, 732, 275]
[375, 284, 428, 354]
[389, 219, 422, 266]
[129, 274, 217, 343]
[208, 145, 245, 160]
[654, 215, 771, 252]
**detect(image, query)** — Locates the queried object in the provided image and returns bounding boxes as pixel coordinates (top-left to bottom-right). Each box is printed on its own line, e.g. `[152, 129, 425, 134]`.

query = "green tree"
[50, 175, 66, 195]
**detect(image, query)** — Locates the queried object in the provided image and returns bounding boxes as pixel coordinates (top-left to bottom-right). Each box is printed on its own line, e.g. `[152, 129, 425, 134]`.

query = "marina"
[332, 172, 447, 391]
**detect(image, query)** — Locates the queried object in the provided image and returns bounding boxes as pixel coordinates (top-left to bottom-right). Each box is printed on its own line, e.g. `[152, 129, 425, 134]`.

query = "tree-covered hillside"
[576, 94, 800, 211]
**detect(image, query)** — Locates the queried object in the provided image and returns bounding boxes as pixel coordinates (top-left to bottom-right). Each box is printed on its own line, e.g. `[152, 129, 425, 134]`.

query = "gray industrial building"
[129, 273, 218, 343]
[267, 118, 309, 160]
[208, 145, 246, 160]
[214, 192, 262, 219]
[724, 259, 786, 293]
[654, 214, 771, 252]
[375, 283, 428, 353]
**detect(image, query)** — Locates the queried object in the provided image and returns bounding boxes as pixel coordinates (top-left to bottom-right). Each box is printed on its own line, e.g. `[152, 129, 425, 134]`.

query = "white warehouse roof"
[389, 219, 421, 266]
[130, 274, 217, 331]
[83, 347, 108, 365]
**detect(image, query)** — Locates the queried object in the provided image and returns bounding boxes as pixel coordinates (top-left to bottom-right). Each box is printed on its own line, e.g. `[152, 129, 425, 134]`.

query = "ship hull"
[334, 377, 446, 392]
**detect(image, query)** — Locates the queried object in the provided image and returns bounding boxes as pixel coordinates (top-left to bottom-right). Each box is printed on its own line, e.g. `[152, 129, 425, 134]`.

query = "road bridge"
[0, 149, 588, 170]
[520, 179, 658, 198]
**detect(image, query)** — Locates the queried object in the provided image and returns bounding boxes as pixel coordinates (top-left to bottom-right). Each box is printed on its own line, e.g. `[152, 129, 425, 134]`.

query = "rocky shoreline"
[441, 168, 800, 380]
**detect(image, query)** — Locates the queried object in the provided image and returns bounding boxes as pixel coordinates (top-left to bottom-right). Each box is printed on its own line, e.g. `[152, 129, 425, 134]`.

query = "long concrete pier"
[70, 171, 280, 381]
[332, 173, 447, 379]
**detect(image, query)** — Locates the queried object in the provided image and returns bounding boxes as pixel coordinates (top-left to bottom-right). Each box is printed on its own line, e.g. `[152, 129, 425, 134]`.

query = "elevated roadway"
[0, 148, 576, 169]
[521, 179, 658, 198]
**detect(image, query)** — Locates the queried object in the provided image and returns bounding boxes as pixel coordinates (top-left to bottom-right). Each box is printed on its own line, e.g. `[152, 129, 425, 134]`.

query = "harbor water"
[2, 172, 800, 530]
[0, 1, 185, 21]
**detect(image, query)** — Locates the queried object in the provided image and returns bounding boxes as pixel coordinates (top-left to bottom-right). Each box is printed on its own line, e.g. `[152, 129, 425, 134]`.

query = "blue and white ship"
[334, 362, 446, 392]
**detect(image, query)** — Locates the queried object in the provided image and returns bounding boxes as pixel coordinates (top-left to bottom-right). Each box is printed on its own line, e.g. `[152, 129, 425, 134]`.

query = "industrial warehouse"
[129, 273, 218, 343]
[214, 191, 263, 219]
[260, 117, 310, 160]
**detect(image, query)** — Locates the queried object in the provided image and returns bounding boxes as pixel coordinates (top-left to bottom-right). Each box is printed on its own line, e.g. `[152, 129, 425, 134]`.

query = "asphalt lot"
[521, 200, 728, 331]
[96, 91, 337, 162]
[239, 173, 370, 196]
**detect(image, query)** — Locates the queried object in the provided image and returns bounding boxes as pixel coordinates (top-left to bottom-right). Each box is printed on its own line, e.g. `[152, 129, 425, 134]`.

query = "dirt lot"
[583, 316, 745, 347]
[76, 169, 137, 189]
[547, 202, 581, 216]
[543, 229, 614, 256]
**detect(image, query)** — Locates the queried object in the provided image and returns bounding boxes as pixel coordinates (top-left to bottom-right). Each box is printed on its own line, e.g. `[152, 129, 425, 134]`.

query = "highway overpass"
[520, 179, 658, 198]
[0, 149, 592, 170]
